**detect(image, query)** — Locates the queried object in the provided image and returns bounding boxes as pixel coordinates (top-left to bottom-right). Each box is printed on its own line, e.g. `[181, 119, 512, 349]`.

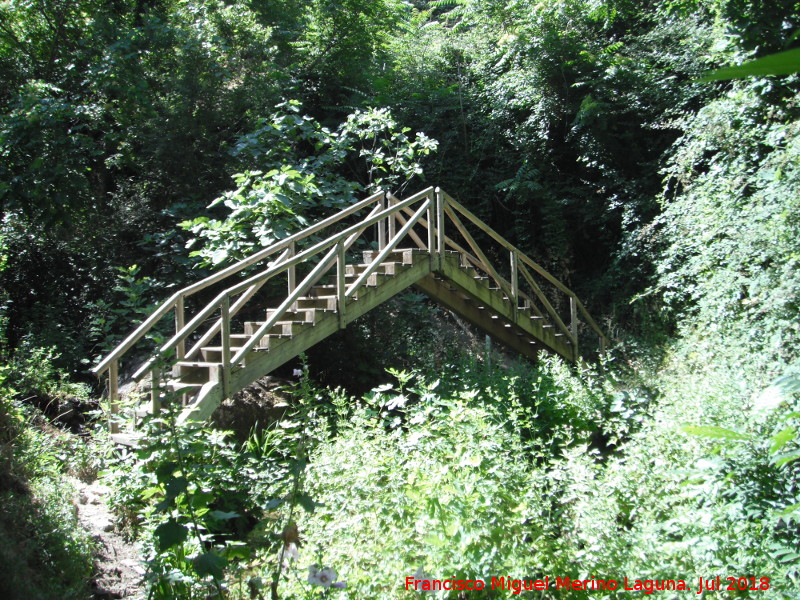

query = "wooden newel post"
[175, 295, 185, 361]
[426, 192, 435, 264]
[435, 188, 445, 270]
[388, 193, 396, 241]
[108, 359, 119, 434]
[569, 296, 579, 359]
[378, 193, 386, 250]
[510, 250, 519, 313]
[221, 295, 231, 399]
[287, 241, 296, 295]
[336, 240, 346, 329]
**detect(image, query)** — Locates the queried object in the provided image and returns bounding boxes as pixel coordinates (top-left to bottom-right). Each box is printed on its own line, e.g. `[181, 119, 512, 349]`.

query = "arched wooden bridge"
[93, 187, 607, 442]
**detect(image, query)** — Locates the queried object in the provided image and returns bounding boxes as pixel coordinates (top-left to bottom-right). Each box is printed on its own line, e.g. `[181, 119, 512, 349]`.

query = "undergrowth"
[0, 350, 98, 600]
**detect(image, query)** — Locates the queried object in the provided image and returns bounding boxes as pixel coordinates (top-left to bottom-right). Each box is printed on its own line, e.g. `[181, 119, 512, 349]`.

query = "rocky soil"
[74, 478, 148, 600]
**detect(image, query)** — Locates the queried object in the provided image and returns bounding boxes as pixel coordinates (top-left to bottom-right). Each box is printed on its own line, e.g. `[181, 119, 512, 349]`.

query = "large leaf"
[194, 551, 227, 579]
[701, 48, 800, 81]
[680, 425, 750, 441]
[155, 519, 189, 551]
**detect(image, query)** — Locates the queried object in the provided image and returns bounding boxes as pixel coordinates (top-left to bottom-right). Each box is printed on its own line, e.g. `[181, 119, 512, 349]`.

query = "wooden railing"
[93, 186, 608, 432]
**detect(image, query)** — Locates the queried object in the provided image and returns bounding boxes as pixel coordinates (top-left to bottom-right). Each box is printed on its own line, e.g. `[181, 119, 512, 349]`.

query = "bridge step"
[362, 249, 425, 264]
[266, 308, 317, 322]
[296, 296, 337, 310]
[345, 262, 400, 276]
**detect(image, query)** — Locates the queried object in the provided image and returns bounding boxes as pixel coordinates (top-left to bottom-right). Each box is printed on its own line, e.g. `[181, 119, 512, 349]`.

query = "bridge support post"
[175, 295, 185, 362]
[435, 188, 445, 271]
[377, 193, 386, 250]
[510, 250, 519, 321]
[336, 240, 346, 329]
[427, 190, 435, 269]
[388, 193, 396, 242]
[288, 242, 296, 311]
[221, 296, 231, 399]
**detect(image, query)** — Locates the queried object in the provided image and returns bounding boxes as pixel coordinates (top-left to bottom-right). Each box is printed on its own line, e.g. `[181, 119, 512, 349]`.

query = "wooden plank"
[337, 241, 346, 329]
[111, 432, 143, 447]
[435, 188, 445, 266]
[175, 295, 185, 360]
[221, 296, 231, 399]
[151, 368, 161, 415]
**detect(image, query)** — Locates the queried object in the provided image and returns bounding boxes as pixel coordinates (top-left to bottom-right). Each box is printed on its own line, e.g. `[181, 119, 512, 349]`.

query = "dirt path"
[74, 478, 148, 600]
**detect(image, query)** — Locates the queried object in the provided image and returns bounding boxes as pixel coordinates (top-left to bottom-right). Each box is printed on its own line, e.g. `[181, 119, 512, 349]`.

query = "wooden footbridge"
[93, 187, 607, 440]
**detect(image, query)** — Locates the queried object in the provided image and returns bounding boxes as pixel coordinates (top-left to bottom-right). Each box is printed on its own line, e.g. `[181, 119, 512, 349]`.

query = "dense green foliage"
[1, 0, 799, 598]
[0, 356, 97, 600]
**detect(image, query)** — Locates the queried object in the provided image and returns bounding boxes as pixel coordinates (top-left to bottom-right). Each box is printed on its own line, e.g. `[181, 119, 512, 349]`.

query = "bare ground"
[74, 478, 148, 600]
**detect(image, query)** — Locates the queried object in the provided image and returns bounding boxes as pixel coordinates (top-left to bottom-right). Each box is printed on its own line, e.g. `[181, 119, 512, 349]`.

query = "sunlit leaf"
[680, 425, 750, 441]
[701, 48, 800, 81]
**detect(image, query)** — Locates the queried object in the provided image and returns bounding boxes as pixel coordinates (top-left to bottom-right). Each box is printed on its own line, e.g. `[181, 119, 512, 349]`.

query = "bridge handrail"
[439, 190, 609, 351]
[92, 190, 388, 377]
[128, 189, 432, 381]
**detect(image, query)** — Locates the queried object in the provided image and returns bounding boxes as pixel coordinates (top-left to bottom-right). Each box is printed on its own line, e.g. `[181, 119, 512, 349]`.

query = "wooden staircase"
[92, 187, 607, 441]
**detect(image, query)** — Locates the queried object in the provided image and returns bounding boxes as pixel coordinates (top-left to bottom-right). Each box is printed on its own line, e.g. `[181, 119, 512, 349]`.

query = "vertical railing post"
[435, 188, 445, 270]
[108, 359, 119, 434]
[287, 241, 296, 311]
[151, 368, 161, 415]
[175, 295, 185, 361]
[221, 295, 231, 399]
[388, 193, 396, 242]
[336, 240, 346, 329]
[377, 193, 386, 251]
[287, 241, 296, 294]
[569, 295, 579, 359]
[510, 250, 519, 319]
[426, 191, 435, 266]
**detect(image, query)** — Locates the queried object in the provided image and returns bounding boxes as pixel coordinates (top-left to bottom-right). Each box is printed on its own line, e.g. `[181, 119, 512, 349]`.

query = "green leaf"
[210, 248, 228, 264]
[423, 533, 448, 547]
[701, 48, 800, 81]
[165, 476, 188, 501]
[194, 551, 227, 579]
[155, 461, 178, 484]
[773, 449, 800, 468]
[770, 426, 796, 454]
[155, 519, 188, 551]
[445, 520, 460, 537]
[210, 510, 239, 521]
[680, 425, 750, 441]
[296, 492, 322, 513]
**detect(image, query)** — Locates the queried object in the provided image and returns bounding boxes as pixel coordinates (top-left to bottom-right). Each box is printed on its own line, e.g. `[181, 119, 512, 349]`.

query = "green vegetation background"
[0, 0, 799, 598]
